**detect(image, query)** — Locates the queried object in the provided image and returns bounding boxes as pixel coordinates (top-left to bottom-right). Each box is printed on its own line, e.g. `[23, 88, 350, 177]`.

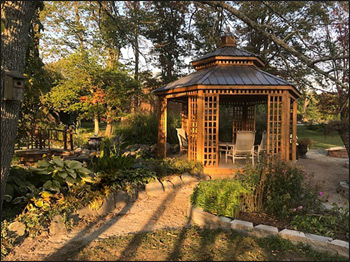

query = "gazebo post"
[281, 91, 291, 160]
[292, 99, 298, 161]
[196, 90, 205, 163]
[157, 96, 167, 158]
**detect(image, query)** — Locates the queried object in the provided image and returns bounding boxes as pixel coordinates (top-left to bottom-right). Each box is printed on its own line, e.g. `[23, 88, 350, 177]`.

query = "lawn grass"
[297, 125, 344, 150]
[73, 226, 347, 261]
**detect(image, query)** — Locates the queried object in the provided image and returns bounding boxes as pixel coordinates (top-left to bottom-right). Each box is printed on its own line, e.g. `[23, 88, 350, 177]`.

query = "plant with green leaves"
[239, 155, 321, 218]
[30, 156, 96, 186]
[191, 179, 252, 218]
[291, 205, 349, 241]
[89, 138, 135, 174]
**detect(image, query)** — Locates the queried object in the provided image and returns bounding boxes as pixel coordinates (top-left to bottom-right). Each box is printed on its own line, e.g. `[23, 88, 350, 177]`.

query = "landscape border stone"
[189, 205, 349, 258]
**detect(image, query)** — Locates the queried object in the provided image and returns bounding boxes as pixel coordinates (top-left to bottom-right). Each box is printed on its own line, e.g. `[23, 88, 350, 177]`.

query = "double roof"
[153, 36, 300, 97]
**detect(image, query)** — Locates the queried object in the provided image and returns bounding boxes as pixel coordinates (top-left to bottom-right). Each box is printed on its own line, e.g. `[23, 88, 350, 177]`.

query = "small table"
[219, 142, 235, 163]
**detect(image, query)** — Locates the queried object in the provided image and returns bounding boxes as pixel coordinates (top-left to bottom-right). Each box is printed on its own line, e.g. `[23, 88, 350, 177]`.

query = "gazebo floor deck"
[203, 157, 252, 177]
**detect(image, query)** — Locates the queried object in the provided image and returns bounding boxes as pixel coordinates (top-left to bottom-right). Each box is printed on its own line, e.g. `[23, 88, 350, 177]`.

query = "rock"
[163, 180, 175, 191]
[304, 233, 332, 250]
[49, 215, 66, 236]
[97, 195, 116, 216]
[190, 206, 219, 228]
[145, 181, 164, 196]
[181, 173, 198, 184]
[76, 206, 98, 218]
[74, 148, 83, 153]
[230, 219, 254, 232]
[81, 149, 90, 155]
[218, 216, 232, 229]
[328, 239, 349, 258]
[337, 180, 349, 199]
[252, 224, 278, 237]
[8, 221, 26, 236]
[114, 191, 130, 203]
[279, 229, 306, 243]
[169, 176, 184, 188]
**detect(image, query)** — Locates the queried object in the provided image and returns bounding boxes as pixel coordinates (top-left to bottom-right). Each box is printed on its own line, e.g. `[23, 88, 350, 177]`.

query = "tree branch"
[201, 1, 348, 91]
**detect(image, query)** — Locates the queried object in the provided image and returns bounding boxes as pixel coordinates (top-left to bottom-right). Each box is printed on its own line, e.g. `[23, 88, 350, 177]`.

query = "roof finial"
[220, 30, 237, 48]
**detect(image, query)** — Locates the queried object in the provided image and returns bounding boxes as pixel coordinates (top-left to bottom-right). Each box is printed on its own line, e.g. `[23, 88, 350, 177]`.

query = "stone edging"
[188, 205, 349, 258]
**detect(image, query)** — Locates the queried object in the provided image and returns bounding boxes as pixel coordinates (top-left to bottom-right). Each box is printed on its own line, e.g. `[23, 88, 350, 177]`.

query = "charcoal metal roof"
[191, 46, 265, 64]
[153, 65, 296, 93]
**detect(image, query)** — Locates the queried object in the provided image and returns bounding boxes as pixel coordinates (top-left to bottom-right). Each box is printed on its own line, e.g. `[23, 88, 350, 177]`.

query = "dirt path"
[4, 183, 197, 261]
[297, 149, 349, 207]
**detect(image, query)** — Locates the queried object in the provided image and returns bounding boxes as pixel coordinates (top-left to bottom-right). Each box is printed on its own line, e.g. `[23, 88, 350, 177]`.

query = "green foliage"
[1, 221, 16, 259]
[191, 179, 251, 218]
[90, 138, 135, 174]
[144, 158, 203, 178]
[114, 111, 181, 145]
[240, 156, 321, 218]
[291, 205, 349, 240]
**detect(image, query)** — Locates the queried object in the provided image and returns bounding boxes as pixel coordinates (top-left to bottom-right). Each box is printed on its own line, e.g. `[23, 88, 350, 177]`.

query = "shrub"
[191, 179, 252, 218]
[240, 156, 321, 218]
[143, 158, 203, 178]
[114, 111, 181, 145]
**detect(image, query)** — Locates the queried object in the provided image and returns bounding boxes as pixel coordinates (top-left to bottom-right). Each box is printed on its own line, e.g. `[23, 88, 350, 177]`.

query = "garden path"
[3, 182, 197, 261]
[297, 149, 349, 207]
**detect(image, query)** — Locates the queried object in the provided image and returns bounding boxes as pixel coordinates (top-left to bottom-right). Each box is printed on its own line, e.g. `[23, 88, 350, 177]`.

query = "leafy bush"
[89, 138, 157, 191]
[191, 179, 252, 218]
[291, 205, 349, 240]
[89, 138, 135, 173]
[143, 158, 203, 178]
[114, 111, 181, 145]
[240, 156, 321, 218]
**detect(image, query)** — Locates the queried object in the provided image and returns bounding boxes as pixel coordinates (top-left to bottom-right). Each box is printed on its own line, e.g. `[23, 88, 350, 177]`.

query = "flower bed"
[190, 157, 349, 242]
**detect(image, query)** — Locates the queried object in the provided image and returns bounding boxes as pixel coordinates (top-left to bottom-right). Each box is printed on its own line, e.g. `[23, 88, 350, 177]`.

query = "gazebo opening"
[153, 34, 300, 174]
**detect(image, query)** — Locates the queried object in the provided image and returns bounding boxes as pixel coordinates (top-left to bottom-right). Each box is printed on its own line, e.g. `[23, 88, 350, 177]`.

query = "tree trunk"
[1, 1, 36, 210]
[104, 108, 113, 137]
[94, 111, 100, 135]
[338, 128, 349, 155]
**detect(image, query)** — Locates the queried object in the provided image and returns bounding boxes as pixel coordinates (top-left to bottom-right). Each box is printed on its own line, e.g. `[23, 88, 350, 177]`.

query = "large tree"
[1, 1, 38, 210]
[202, 1, 349, 153]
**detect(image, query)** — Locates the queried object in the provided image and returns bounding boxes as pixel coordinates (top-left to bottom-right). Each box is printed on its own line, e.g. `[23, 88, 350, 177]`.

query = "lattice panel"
[204, 95, 219, 167]
[246, 105, 256, 131]
[188, 96, 198, 161]
[232, 106, 243, 143]
[267, 95, 282, 155]
[181, 103, 188, 134]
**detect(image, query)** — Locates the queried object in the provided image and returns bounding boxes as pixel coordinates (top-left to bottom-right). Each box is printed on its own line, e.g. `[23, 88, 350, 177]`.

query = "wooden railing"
[23, 126, 75, 151]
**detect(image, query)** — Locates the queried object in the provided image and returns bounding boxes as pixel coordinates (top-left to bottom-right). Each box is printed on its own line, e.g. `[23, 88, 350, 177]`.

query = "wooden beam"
[292, 99, 297, 161]
[196, 90, 205, 163]
[157, 96, 167, 158]
[154, 84, 301, 98]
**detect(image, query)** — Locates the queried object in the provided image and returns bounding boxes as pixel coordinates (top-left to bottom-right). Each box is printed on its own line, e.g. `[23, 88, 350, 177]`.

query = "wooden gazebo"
[153, 35, 300, 173]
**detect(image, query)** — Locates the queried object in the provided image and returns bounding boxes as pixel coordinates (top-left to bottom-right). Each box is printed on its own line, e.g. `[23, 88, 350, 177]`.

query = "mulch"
[237, 211, 292, 231]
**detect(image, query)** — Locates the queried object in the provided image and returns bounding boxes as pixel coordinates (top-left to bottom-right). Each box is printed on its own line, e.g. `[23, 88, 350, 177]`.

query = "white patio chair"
[176, 128, 188, 153]
[254, 131, 267, 160]
[227, 130, 255, 166]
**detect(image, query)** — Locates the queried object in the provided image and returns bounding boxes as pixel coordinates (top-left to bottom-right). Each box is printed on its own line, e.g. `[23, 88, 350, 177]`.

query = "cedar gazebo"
[153, 35, 300, 173]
